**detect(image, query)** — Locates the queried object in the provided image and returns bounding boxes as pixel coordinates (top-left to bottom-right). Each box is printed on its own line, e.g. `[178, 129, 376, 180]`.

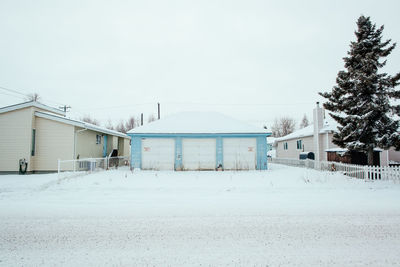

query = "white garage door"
[141, 138, 175, 170]
[182, 139, 216, 170]
[223, 138, 256, 170]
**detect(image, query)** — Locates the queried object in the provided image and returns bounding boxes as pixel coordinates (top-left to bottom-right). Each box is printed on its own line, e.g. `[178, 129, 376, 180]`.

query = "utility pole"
[157, 102, 160, 120]
[141, 113, 143, 126]
[59, 105, 71, 116]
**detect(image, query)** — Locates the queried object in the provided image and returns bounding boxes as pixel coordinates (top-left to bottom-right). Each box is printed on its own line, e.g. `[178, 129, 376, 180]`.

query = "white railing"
[270, 158, 400, 182]
[57, 156, 130, 174]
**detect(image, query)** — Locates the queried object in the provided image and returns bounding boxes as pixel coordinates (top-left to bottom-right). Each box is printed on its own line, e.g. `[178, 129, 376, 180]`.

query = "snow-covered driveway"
[1, 164, 400, 266]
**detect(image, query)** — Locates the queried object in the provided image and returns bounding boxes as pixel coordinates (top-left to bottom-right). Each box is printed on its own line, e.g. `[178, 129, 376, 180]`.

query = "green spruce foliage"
[320, 16, 400, 165]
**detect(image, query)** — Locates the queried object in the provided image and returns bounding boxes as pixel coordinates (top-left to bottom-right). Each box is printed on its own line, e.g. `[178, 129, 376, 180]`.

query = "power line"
[166, 101, 314, 106]
[0, 91, 26, 100]
[77, 102, 156, 111]
[0, 84, 67, 107]
[0, 86, 29, 97]
[76, 101, 314, 111]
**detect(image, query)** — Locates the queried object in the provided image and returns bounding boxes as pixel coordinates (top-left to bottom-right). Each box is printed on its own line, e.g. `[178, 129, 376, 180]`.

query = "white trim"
[35, 111, 84, 127]
[0, 101, 65, 116]
[34, 111, 129, 139]
[84, 123, 129, 139]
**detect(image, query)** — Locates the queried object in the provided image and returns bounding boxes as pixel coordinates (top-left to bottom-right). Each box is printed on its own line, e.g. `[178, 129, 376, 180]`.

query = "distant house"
[274, 103, 398, 166]
[127, 112, 270, 171]
[275, 103, 338, 162]
[0, 101, 130, 173]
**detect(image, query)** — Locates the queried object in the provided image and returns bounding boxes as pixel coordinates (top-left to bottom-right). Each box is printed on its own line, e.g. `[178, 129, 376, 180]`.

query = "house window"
[283, 142, 288, 150]
[96, 134, 102, 144]
[31, 129, 36, 156]
[296, 140, 302, 150]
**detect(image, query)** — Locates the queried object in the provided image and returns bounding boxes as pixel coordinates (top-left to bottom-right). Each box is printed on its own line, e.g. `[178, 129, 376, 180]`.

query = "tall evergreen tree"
[320, 16, 400, 165]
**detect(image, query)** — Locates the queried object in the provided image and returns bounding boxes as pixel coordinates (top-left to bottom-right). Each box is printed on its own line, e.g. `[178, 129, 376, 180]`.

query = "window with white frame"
[283, 142, 288, 150]
[296, 140, 302, 150]
[96, 134, 101, 144]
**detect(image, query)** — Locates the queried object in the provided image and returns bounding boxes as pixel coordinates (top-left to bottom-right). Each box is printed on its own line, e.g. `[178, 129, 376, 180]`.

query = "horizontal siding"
[276, 136, 314, 159]
[0, 108, 33, 172]
[33, 117, 75, 171]
[276, 133, 338, 161]
[75, 129, 104, 159]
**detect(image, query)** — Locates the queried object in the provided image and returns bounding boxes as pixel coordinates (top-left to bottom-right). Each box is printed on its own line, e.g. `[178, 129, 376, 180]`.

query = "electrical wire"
[0, 86, 29, 97]
[0, 91, 27, 100]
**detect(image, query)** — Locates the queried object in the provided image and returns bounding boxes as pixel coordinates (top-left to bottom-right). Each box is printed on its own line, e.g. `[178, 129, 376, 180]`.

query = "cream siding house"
[0, 101, 130, 173]
[275, 103, 339, 161]
[275, 125, 337, 161]
[274, 103, 398, 166]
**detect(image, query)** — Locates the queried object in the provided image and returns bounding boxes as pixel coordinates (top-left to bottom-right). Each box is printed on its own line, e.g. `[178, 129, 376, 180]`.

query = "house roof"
[267, 137, 276, 144]
[35, 111, 129, 139]
[275, 119, 338, 142]
[0, 101, 128, 138]
[127, 112, 269, 135]
[0, 101, 66, 116]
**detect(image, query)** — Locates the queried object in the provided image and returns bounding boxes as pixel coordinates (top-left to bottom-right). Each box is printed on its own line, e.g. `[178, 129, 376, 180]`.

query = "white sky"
[0, 0, 399, 129]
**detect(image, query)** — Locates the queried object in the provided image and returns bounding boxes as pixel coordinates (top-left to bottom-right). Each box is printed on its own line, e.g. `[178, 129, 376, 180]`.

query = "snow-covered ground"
[1, 164, 400, 266]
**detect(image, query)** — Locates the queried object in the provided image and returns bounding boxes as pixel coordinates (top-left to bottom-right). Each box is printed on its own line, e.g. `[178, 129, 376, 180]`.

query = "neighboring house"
[275, 103, 338, 161]
[0, 101, 130, 173]
[274, 102, 399, 166]
[127, 112, 270, 171]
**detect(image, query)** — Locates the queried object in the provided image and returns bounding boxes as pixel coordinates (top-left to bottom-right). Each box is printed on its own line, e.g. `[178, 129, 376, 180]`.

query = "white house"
[0, 101, 130, 173]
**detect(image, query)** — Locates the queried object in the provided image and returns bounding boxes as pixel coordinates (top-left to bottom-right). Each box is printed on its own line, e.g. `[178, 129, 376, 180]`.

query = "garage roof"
[127, 112, 269, 134]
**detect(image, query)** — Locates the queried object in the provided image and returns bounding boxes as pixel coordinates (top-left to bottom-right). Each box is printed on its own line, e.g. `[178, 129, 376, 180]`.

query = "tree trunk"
[367, 148, 374, 166]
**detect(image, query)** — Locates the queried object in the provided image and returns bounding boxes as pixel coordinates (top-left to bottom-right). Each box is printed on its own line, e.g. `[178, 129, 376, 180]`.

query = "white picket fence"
[270, 158, 400, 181]
[57, 156, 130, 174]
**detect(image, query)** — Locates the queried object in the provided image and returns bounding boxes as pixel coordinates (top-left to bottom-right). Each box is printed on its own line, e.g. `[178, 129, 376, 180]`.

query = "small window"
[296, 140, 302, 150]
[283, 142, 288, 150]
[96, 134, 102, 144]
[31, 129, 36, 156]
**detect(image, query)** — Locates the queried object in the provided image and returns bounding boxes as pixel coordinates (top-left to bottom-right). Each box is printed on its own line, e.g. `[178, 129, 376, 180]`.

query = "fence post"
[364, 166, 367, 181]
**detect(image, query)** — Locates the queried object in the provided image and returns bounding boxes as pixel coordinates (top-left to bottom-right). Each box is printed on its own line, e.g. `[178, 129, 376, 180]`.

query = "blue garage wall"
[131, 137, 142, 169]
[216, 137, 223, 168]
[128, 133, 270, 170]
[256, 136, 268, 170]
[174, 137, 183, 170]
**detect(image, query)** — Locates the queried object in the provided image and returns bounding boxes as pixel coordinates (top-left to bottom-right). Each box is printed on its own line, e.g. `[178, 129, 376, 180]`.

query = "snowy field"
[1, 164, 400, 266]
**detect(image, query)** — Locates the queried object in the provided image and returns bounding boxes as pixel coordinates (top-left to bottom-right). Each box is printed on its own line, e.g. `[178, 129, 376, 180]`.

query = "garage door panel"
[223, 138, 256, 170]
[142, 138, 175, 170]
[182, 139, 216, 170]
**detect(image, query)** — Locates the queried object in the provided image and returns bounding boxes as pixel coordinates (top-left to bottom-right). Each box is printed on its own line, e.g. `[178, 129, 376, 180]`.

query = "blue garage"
[127, 112, 270, 171]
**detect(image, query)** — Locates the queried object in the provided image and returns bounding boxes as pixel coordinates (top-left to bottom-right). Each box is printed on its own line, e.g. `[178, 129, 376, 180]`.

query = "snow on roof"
[0, 101, 66, 116]
[325, 147, 383, 152]
[35, 111, 129, 139]
[325, 148, 347, 152]
[267, 137, 276, 144]
[127, 112, 269, 134]
[275, 119, 338, 142]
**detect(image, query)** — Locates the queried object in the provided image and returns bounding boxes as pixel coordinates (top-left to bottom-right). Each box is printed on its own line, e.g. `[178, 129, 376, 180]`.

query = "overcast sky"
[1, 0, 399, 129]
